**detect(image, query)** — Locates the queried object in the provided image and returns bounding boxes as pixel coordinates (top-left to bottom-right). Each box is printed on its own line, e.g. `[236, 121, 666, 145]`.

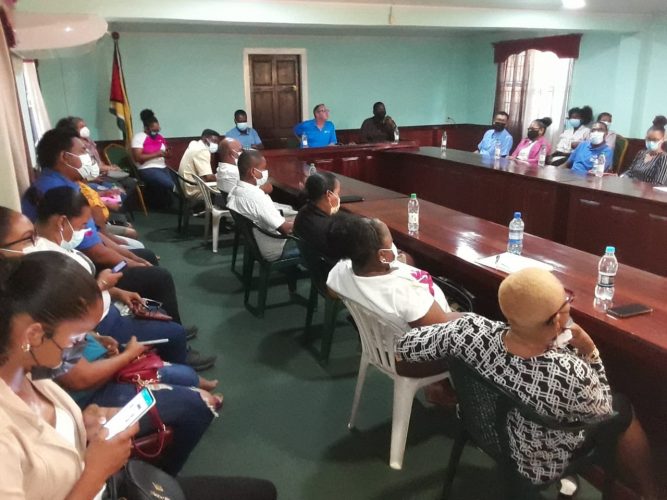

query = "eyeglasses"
[0, 234, 36, 250]
[545, 289, 575, 325]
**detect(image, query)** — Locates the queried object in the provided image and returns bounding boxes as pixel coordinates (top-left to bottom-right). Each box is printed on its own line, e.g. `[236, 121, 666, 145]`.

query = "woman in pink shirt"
[131, 109, 175, 208]
[510, 117, 552, 164]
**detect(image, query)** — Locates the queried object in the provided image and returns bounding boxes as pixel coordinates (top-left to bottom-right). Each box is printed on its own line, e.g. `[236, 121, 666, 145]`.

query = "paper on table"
[477, 252, 554, 273]
[654, 186, 667, 193]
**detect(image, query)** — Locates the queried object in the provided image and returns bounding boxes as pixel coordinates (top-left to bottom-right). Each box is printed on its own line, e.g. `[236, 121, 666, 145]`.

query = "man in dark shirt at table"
[360, 102, 397, 143]
[294, 171, 341, 258]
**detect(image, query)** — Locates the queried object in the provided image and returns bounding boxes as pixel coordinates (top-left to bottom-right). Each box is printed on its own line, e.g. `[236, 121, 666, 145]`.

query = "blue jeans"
[79, 381, 214, 475]
[280, 239, 300, 259]
[158, 363, 199, 387]
[97, 306, 187, 364]
[139, 167, 175, 209]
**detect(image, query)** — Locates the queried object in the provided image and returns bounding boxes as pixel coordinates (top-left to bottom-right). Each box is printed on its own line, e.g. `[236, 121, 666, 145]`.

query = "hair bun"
[541, 117, 552, 128]
[140, 109, 155, 122]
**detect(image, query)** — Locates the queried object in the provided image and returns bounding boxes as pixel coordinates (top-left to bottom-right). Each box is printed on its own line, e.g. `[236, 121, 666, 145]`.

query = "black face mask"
[374, 111, 386, 121]
[527, 129, 539, 140]
[31, 338, 87, 380]
[493, 122, 506, 132]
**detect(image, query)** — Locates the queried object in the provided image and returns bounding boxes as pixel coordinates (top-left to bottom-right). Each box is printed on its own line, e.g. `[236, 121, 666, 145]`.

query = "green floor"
[133, 211, 601, 500]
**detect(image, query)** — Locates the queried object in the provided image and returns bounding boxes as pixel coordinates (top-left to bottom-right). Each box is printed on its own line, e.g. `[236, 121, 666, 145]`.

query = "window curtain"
[493, 50, 533, 146]
[0, 4, 31, 211]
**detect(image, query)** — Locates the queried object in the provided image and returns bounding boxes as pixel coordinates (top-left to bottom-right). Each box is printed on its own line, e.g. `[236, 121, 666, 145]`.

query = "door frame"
[243, 48, 309, 127]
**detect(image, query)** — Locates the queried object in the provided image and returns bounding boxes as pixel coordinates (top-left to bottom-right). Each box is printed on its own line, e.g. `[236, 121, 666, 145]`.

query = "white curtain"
[19, 60, 51, 162]
[522, 50, 574, 148]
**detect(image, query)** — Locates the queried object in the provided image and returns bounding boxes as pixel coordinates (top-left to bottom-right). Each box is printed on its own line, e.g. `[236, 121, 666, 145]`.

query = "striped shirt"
[624, 150, 667, 185]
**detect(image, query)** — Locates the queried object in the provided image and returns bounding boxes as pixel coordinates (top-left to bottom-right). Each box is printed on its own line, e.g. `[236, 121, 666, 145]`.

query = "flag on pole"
[109, 32, 133, 148]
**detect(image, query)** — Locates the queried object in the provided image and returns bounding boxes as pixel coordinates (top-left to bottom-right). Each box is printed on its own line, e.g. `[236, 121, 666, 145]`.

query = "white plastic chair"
[341, 296, 451, 470]
[192, 175, 228, 253]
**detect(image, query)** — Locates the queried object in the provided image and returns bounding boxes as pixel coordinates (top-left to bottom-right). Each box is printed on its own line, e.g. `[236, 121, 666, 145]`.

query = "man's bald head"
[238, 149, 266, 180]
[219, 137, 242, 164]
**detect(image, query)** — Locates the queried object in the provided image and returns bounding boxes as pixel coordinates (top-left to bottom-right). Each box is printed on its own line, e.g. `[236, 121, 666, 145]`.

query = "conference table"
[267, 153, 667, 452]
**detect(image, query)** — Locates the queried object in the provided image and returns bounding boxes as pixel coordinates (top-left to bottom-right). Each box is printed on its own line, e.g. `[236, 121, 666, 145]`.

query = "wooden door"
[249, 54, 302, 147]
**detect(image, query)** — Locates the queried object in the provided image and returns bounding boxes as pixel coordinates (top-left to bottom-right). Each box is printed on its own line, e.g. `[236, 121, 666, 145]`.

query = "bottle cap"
[514, 211, 521, 218]
[410, 193, 417, 199]
[605, 246, 615, 253]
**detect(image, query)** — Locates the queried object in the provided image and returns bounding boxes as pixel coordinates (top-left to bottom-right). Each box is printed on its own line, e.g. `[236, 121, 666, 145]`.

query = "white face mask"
[236, 122, 249, 132]
[590, 131, 605, 146]
[328, 191, 340, 215]
[600, 120, 611, 128]
[208, 142, 219, 154]
[255, 168, 269, 186]
[60, 218, 87, 251]
[65, 152, 98, 181]
[78, 126, 91, 139]
[22, 236, 54, 254]
[379, 242, 399, 265]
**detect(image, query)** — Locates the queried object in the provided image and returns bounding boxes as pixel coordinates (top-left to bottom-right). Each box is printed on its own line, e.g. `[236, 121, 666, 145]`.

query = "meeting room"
[1, 0, 667, 499]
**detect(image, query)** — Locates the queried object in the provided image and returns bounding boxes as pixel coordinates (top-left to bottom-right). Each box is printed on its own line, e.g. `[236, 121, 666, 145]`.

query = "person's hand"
[83, 423, 138, 483]
[116, 289, 142, 308]
[163, 148, 172, 159]
[99, 164, 111, 174]
[567, 323, 596, 356]
[126, 259, 150, 268]
[385, 116, 396, 129]
[96, 334, 120, 356]
[123, 336, 149, 360]
[260, 182, 274, 194]
[97, 269, 123, 290]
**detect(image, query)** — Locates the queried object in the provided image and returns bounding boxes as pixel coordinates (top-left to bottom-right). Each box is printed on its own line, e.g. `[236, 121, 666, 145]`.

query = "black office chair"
[229, 210, 303, 317]
[167, 169, 198, 233]
[441, 357, 619, 500]
[296, 238, 346, 364]
[432, 276, 475, 313]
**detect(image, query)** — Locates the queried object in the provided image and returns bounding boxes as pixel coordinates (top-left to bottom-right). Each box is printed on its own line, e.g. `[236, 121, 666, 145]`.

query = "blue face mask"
[568, 118, 581, 128]
[31, 335, 88, 380]
[236, 122, 249, 132]
[646, 140, 661, 152]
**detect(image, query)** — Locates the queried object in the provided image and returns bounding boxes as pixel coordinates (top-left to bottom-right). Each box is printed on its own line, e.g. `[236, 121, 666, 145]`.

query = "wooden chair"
[612, 135, 629, 174]
[441, 357, 620, 500]
[104, 143, 148, 215]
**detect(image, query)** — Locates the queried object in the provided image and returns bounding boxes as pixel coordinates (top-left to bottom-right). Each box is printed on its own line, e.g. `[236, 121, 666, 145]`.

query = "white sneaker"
[559, 475, 579, 497]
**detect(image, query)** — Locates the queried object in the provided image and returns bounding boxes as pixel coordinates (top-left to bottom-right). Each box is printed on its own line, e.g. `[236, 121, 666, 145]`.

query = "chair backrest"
[104, 144, 137, 175]
[337, 295, 405, 374]
[229, 209, 266, 262]
[612, 135, 629, 174]
[296, 238, 335, 297]
[192, 174, 215, 211]
[168, 168, 196, 200]
[432, 276, 475, 313]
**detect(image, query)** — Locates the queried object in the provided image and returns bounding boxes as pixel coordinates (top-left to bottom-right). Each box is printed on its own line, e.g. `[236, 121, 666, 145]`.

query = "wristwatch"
[584, 347, 601, 363]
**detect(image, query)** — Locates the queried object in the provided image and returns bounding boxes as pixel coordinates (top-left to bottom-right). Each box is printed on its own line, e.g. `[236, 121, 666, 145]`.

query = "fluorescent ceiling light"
[562, 0, 586, 9]
[64, 26, 73, 32]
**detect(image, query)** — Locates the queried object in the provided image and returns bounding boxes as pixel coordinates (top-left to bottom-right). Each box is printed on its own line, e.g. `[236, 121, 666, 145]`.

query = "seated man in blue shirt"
[224, 109, 263, 149]
[565, 121, 614, 174]
[294, 103, 337, 148]
[476, 111, 513, 157]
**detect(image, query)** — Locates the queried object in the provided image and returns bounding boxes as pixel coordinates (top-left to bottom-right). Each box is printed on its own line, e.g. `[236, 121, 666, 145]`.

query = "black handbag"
[105, 459, 185, 500]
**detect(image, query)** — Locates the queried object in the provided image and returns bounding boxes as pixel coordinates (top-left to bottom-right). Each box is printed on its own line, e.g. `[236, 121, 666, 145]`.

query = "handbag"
[105, 459, 185, 500]
[115, 351, 164, 385]
[130, 300, 173, 322]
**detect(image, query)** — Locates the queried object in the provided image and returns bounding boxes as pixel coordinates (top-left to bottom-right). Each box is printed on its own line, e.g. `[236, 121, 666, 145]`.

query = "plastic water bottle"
[441, 131, 447, 151]
[308, 163, 317, 176]
[595, 246, 618, 307]
[538, 144, 547, 167]
[408, 193, 419, 233]
[301, 133, 309, 148]
[494, 140, 501, 160]
[393, 127, 400, 143]
[507, 212, 524, 255]
[594, 153, 605, 177]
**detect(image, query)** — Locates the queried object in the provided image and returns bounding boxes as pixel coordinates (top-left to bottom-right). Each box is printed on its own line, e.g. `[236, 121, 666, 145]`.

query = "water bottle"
[494, 140, 501, 160]
[537, 144, 547, 167]
[595, 246, 618, 307]
[308, 163, 317, 176]
[507, 212, 524, 255]
[408, 193, 419, 233]
[301, 133, 309, 148]
[393, 127, 400, 143]
[594, 153, 605, 177]
[441, 131, 447, 151]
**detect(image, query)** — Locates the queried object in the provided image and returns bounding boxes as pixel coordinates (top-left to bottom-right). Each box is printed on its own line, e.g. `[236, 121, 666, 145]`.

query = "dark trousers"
[116, 265, 182, 323]
[139, 167, 175, 209]
[177, 476, 277, 500]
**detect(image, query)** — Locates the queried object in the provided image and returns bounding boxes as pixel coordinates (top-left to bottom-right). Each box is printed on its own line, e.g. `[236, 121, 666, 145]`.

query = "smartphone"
[122, 338, 169, 346]
[104, 387, 156, 440]
[607, 303, 653, 319]
[553, 317, 574, 348]
[111, 261, 127, 273]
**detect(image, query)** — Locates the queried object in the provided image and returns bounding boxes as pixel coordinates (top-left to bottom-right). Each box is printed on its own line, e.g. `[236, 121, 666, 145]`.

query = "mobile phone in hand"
[112, 261, 127, 273]
[104, 387, 156, 440]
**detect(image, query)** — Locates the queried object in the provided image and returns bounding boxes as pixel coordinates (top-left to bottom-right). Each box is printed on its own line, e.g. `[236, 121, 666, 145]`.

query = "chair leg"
[304, 283, 318, 341]
[256, 264, 271, 318]
[136, 186, 148, 216]
[441, 430, 468, 500]
[242, 253, 253, 305]
[348, 356, 370, 430]
[177, 198, 183, 232]
[212, 213, 222, 253]
[320, 298, 340, 364]
[231, 227, 241, 273]
[203, 211, 211, 242]
[389, 377, 421, 470]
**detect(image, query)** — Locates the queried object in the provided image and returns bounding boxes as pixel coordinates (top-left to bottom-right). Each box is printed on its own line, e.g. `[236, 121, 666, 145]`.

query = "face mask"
[568, 118, 581, 128]
[646, 140, 661, 152]
[600, 120, 611, 128]
[65, 152, 98, 181]
[328, 191, 340, 215]
[208, 142, 219, 154]
[149, 130, 159, 138]
[493, 122, 506, 132]
[21, 236, 52, 254]
[527, 129, 539, 140]
[379, 242, 399, 265]
[374, 111, 386, 121]
[60, 218, 87, 251]
[236, 122, 249, 132]
[590, 131, 605, 146]
[254, 168, 269, 186]
[79, 126, 91, 139]
[31, 335, 87, 380]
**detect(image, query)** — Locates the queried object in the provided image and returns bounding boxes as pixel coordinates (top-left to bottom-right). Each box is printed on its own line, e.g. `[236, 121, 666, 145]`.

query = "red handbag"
[115, 351, 164, 385]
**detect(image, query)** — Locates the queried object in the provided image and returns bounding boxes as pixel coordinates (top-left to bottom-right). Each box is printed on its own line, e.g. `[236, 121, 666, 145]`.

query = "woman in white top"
[327, 215, 450, 331]
[551, 106, 592, 166]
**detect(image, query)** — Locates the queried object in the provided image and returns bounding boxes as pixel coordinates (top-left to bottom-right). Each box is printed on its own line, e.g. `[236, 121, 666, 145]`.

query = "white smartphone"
[104, 387, 156, 440]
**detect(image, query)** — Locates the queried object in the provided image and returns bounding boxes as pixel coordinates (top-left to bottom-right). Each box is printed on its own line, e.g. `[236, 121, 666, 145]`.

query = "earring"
[21, 343, 31, 353]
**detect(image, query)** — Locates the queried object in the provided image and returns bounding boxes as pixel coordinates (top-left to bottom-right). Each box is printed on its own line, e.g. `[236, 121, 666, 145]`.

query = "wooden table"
[342, 197, 667, 443]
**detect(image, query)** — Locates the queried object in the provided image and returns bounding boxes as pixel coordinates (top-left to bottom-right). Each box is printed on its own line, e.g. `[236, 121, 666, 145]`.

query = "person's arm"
[407, 301, 457, 328]
[329, 125, 338, 145]
[81, 241, 131, 269]
[132, 148, 164, 164]
[359, 120, 371, 143]
[193, 149, 216, 182]
[98, 233, 150, 267]
[502, 133, 513, 157]
[396, 315, 467, 362]
[293, 122, 305, 137]
[277, 220, 294, 235]
[251, 129, 263, 149]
